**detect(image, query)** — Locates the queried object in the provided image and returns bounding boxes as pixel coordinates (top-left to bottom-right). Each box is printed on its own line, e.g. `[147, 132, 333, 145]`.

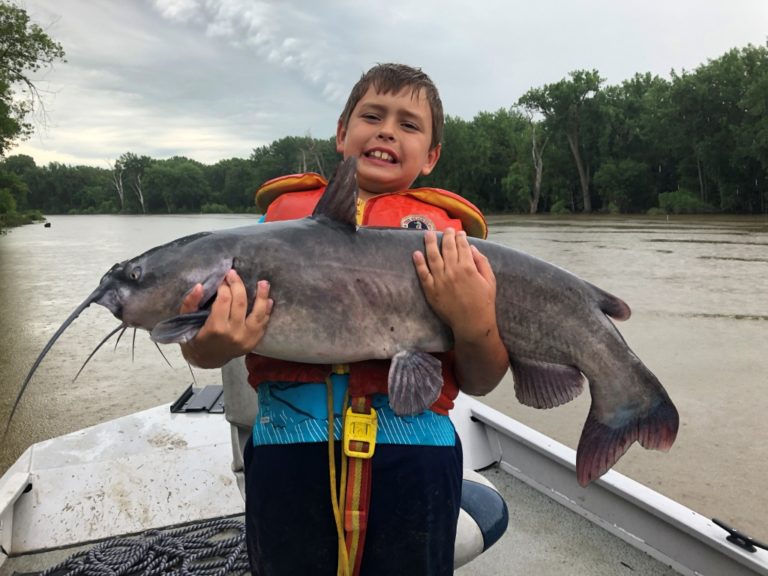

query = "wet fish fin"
[512, 358, 585, 408]
[576, 396, 679, 486]
[151, 311, 210, 344]
[594, 286, 632, 321]
[387, 350, 443, 416]
[312, 157, 358, 229]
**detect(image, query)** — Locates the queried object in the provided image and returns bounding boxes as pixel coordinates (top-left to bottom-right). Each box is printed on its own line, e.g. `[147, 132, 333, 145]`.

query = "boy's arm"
[179, 270, 273, 369]
[412, 228, 509, 395]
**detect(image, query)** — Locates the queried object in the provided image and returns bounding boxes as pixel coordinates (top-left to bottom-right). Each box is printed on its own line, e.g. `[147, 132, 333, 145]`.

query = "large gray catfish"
[13, 157, 678, 486]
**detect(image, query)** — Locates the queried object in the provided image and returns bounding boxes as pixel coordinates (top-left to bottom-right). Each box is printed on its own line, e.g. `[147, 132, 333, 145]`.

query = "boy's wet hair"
[339, 63, 444, 150]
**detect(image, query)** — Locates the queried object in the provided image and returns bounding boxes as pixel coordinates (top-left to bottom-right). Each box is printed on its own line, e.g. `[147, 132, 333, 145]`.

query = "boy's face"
[336, 86, 441, 198]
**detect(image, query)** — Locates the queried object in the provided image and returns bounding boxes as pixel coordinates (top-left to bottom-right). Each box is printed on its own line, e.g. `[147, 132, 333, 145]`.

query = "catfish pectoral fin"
[511, 358, 586, 409]
[151, 311, 210, 344]
[387, 350, 443, 416]
[575, 396, 679, 487]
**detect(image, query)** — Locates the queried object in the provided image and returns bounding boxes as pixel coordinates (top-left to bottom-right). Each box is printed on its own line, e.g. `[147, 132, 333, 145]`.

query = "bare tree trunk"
[696, 157, 706, 201]
[566, 131, 591, 212]
[108, 161, 125, 211]
[530, 126, 548, 214]
[302, 138, 327, 178]
[132, 173, 145, 214]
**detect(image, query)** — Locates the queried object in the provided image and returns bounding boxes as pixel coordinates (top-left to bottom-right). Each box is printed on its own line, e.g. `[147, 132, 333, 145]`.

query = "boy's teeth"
[369, 150, 394, 162]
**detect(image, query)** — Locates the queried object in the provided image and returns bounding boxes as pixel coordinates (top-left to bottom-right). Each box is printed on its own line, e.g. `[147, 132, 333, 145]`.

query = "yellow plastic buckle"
[343, 406, 378, 459]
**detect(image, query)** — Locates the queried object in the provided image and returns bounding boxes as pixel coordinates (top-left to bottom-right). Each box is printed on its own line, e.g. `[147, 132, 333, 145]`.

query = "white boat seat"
[220, 357, 508, 569]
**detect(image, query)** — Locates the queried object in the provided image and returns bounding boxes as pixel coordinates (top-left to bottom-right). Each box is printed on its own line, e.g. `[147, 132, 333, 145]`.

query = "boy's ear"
[335, 120, 347, 154]
[420, 143, 441, 176]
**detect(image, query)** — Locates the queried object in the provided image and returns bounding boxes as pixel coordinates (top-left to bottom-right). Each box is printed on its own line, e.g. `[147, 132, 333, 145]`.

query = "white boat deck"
[1, 398, 766, 576]
[2, 468, 677, 576]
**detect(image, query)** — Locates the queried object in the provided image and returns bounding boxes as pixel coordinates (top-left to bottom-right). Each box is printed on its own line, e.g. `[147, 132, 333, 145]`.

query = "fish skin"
[13, 158, 678, 485]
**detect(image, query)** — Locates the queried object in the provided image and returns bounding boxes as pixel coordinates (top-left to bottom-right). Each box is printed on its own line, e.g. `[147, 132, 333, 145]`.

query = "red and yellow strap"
[327, 365, 377, 576]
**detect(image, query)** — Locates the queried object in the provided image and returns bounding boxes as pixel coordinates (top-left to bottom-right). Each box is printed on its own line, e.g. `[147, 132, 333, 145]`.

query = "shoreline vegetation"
[0, 209, 45, 233]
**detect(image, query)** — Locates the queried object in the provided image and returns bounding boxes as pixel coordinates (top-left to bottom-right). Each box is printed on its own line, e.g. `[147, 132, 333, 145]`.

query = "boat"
[1, 357, 767, 575]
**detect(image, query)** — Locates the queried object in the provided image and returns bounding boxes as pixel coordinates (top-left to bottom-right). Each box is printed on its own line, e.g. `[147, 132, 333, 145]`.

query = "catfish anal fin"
[388, 350, 443, 416]
[512, 358, 585, 409]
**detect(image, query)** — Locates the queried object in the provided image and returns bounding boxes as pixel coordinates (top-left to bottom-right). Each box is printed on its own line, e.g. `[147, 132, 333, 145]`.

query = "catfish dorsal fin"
[312, 156, 358, 228]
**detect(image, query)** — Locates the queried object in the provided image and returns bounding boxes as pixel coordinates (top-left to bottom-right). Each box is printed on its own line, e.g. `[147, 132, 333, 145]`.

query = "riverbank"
[0, 210, 47, 232]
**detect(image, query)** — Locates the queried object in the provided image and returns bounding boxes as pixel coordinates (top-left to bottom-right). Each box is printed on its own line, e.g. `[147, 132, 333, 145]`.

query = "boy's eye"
[402, 122, 419, 131]
[362, 113, 380, 121]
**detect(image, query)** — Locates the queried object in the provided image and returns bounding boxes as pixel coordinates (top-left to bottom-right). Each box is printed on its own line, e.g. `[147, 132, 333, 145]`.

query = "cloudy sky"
[10, 0, 768, 168]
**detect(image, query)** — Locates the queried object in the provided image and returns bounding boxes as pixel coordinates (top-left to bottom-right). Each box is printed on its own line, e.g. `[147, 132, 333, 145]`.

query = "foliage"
[0, 1, 66, 154]
[658, 190, 714, 214]
[201, 202, 232, 214]
[0, 186, 14, 213]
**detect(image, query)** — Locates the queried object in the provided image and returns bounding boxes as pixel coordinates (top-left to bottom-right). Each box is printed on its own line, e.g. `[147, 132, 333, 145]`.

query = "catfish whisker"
[154, 341, 174, 368]
[114, 325, 128, 350]
[187, 361, 197, 385]
[132, 328, 137, 362]
[74, 323, 126, 382]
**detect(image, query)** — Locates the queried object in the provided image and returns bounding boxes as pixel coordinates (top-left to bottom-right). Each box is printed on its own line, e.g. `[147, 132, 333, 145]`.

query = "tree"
[0, 1, 66, 155]
[118, 152, 152, 213]
[106, 159, 125, 211]
[143, 157, 210, 213]
[519, 70, 604, 212]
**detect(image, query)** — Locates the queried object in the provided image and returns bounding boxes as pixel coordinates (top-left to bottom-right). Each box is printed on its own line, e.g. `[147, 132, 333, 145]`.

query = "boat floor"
[3, 467, 677, 576]
[454, 467, 677, 576]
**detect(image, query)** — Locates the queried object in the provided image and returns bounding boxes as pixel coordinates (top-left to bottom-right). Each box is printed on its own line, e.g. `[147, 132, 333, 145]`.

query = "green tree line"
[1, 0, 766, 222]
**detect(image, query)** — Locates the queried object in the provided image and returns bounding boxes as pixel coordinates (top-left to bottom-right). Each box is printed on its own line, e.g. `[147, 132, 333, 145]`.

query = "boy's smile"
[336, 86, 441, 200]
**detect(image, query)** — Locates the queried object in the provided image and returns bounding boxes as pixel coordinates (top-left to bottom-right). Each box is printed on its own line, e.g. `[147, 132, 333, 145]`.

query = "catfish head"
[95, 232, 232, 334]
[7, 232, 233, 433]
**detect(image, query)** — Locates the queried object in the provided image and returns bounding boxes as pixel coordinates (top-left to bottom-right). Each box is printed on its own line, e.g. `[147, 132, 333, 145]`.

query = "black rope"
[38, 518, 249, 576]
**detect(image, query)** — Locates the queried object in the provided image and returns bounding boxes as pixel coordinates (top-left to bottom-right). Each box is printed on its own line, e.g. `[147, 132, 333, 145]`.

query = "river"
[1, 214, 766, 540]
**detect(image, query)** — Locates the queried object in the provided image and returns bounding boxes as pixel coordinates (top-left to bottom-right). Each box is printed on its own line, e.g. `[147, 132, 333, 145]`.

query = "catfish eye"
[129, 266, 142, 281]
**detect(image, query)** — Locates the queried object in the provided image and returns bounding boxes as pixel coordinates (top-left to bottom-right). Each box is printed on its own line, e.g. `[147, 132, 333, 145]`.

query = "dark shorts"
[243, 436, 463, 576]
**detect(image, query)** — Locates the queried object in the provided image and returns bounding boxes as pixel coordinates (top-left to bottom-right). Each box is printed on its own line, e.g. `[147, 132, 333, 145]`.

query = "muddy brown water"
[1, 214, 766, 540]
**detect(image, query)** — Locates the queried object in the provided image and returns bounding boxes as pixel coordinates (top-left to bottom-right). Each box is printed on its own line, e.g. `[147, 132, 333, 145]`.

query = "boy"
[180, 63, 508, 575]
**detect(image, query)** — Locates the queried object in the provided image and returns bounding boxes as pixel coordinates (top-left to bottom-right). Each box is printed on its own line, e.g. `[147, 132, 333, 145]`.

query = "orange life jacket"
[245, 172, 487, 415]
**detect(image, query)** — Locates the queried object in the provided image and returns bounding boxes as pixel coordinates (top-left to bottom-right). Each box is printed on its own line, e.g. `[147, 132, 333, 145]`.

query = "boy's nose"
[377, 128, 395, 141]
[377, 118, 397, 141]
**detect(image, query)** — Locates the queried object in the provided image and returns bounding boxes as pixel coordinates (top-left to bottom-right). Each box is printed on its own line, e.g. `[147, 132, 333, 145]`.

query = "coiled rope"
[39, 518, 249, 576]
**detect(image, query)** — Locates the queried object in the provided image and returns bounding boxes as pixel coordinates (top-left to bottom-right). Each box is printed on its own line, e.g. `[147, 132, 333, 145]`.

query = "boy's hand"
[179, 270, 273, 369]
[412, 228, 496, 339]
[413, 228, 508, 395]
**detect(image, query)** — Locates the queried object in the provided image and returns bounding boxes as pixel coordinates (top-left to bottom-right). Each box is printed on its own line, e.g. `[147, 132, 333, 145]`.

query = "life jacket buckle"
[343, 406, 377, 459]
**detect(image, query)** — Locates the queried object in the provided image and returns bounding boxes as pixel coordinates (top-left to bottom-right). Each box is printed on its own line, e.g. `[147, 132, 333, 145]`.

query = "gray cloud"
[10, 0, 768, 167]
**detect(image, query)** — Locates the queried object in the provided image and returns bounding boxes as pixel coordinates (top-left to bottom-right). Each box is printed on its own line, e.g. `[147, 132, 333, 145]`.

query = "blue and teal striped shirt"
[252, 373, 456, 447]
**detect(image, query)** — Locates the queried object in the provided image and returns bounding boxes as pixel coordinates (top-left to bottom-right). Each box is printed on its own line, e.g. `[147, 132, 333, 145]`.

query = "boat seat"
[220, 357, 508, 568]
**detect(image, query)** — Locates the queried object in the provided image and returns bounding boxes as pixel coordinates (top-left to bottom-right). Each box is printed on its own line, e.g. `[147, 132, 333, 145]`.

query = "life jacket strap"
[326, 364, 376, 576]
[343, 394, 375, 575]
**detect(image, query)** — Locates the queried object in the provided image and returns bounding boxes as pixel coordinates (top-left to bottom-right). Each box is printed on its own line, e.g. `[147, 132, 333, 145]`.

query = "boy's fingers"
[180, 284, 204, 314]
[423, 230, 444, 273]
[248, 281, 273, 322]
[412, 251, 434, 291]
[455, 230, 471, 263]
[226, 270, 248, 319]
[440, 228, 457, 265]
[208, 280, 233, 327]
[471, 245, 495, 285]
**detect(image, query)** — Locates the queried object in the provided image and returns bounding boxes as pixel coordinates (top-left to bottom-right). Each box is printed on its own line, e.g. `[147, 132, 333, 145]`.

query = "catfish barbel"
[12, 157, 678, 486]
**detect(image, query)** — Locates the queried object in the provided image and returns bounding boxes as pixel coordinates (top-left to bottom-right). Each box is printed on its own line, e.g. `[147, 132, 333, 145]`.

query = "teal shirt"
[252, 373, 456, 447]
